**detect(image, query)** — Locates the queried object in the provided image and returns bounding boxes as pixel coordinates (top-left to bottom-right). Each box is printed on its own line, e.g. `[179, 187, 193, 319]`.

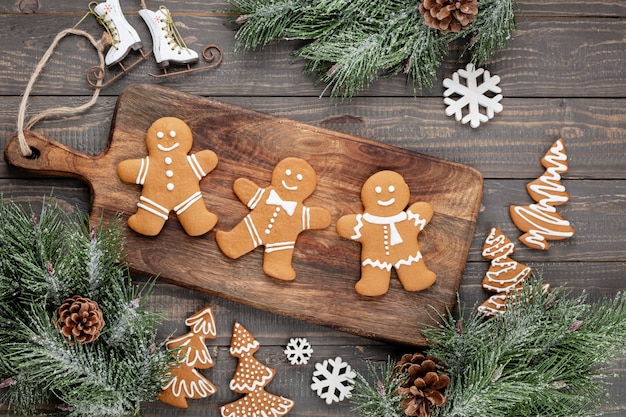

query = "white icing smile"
[377, 198, 395, 207]
[157, 143, 180, 152]
[282, 180, 298, 191]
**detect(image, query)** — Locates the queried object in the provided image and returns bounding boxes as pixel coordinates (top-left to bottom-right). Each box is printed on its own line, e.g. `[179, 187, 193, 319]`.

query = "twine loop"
[16, 27, 107, 157]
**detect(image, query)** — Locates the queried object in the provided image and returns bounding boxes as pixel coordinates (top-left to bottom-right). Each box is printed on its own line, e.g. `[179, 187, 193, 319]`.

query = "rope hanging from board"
[16, 27, 108, 157]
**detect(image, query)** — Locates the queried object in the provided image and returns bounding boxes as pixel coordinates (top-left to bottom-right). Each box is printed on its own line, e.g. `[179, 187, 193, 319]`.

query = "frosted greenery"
[351, 359, 407, 417]
[0, 199, 175, 417]
[228, 0, 517, 98]
[351, 279, 626, 417]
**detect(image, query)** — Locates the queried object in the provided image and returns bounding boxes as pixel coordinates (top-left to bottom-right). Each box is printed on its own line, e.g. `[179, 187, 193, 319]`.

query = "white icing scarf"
[363, 212, 407, 246]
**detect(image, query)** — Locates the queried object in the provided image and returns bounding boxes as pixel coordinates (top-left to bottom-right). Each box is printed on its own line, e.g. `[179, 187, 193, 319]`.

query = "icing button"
[164, 157, 172, 165]
[166, 170, 174, 178]
[166, 183, 174, 191]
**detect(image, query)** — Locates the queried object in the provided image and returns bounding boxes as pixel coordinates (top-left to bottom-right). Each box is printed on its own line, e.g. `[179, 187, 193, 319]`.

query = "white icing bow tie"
[266, 189, 297, 216]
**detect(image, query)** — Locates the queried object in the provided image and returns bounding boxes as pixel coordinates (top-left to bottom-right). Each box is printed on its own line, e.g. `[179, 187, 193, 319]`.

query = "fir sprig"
[351, 358, 407, 417]
[0, 198, 175, 417]
[228, 0, 517, 98]
[464, 0, 517, 67]
[351, 279, 626, 417]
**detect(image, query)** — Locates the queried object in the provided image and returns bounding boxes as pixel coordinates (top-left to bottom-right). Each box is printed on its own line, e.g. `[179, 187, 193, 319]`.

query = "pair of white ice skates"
[88, 0, 220, 86]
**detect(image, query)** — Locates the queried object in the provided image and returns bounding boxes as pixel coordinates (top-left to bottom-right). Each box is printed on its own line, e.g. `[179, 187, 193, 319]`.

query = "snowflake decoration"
[284, 337, 313, 365]
[311, 356, 356, 405]
[443, 63, 503, 128]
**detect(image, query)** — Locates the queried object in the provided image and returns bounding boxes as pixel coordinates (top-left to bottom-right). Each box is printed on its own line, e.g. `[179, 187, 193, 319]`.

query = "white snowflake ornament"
[284, 337, 313, 365]
[311, 356, 356, 405]
[443, 63, 503, 128]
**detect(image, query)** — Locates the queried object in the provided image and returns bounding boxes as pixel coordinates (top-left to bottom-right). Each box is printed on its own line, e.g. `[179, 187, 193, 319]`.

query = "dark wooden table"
[1, 1, 625, 416]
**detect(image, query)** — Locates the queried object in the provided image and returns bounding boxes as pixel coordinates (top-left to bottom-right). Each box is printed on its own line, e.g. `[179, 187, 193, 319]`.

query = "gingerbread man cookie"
[337, 170, 436, 296]
[216, 157, 331, 280]
[117, 117, 218, 236]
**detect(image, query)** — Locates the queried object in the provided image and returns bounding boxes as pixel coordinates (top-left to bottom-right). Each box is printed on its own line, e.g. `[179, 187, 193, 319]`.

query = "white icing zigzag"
[481, 227, 532, 293]
[510, 138, 575, 250]
[478, 228, 535, 317]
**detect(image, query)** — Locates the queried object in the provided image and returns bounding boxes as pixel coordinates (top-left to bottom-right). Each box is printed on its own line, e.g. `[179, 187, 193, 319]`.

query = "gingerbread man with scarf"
[216, 157, 331, 280]
[337, 170, 436, 296]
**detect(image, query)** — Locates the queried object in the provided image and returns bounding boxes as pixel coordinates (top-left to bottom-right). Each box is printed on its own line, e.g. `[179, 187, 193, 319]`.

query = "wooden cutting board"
[5, 84, 482, 346]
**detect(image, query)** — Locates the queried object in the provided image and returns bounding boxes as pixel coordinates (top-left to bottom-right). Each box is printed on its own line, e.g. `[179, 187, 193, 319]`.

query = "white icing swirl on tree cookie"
[510, 138, 575, 250]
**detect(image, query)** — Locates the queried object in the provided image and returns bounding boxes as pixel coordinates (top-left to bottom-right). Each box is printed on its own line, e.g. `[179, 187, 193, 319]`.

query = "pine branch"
[292, 1, 451, 98]
[228, 0, 517, 98]
[427, 280, 626, 417]
[351, 358, 406, 417]
[351, 278, 626, 417]
[465, 0, 517, 66]
[230, 0, 309, 50]
[0, 198, 175, 417]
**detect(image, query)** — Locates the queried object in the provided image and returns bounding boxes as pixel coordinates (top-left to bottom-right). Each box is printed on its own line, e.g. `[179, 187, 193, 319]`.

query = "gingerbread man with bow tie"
[337, 170, 436, 296]
[216, 157, 331, 280]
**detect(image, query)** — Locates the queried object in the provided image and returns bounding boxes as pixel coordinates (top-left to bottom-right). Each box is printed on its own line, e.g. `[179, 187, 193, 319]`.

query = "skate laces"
[89, 1, 121, 50]
[159, 6, 189, 54]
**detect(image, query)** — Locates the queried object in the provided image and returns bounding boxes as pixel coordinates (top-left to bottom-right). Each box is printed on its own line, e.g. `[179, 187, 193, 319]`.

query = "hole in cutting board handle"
[26, 147, 40, 160]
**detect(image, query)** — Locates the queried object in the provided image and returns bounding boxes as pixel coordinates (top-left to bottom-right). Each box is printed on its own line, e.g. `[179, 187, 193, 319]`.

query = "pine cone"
[419, 0, 478, 33]
[56, 295, 105, 344]
[393, 353, 450, 417]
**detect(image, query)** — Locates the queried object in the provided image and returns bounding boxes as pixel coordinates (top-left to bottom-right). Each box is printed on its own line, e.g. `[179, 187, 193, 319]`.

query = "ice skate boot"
[139, 6, 199, 68]
[91, 0, 143, 66]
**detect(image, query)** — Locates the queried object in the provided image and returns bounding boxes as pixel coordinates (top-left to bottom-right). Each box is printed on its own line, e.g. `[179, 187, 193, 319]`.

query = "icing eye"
[388, 185, 395, 192]
[375, 186, 382, 193]
[169, 130, 176, 138]
[156, 131, 164, 139]
[296, 173, 303, 181]
[285, 169, 292, 176]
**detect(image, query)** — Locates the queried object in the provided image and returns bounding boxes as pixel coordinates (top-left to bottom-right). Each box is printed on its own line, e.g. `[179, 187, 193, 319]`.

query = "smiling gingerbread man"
[216, 157, 331, 280]
[336, 170, 436, 296]
[117, 117, 218, 236]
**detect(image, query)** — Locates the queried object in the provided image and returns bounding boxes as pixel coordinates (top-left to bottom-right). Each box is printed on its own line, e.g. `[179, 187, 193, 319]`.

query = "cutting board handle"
[4, 130, 98, 182]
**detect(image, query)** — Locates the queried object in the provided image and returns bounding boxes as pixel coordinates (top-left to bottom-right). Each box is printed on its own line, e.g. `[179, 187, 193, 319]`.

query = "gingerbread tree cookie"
[117, 117, 218, 236]
[158, 307, 217, 408]
[216, 157, 331, 280]
[477, 228, 533, 316]
[509, 138, 575, 250]
[220, 322, 294, 417]
[481, 227, 532, 293]
[336, 170, 436, 296]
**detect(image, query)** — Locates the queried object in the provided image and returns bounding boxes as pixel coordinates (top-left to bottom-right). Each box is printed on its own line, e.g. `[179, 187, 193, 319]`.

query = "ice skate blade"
[86, 48, 153, 88]
[149, 44, 222, 79]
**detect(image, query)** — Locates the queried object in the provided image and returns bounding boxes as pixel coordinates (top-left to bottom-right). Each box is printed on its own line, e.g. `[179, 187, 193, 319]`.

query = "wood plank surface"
[1, 0, 625, 416]
[2, 97, 625, 180]
[1, 15, 625, 97]
[2, 0, 626, 16]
